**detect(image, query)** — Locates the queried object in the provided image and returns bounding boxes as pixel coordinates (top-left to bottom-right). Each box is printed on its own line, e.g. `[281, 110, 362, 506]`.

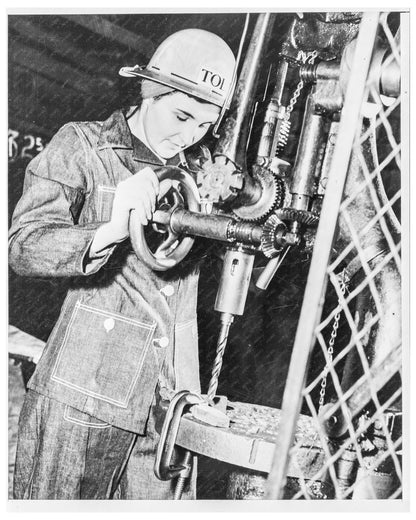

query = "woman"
[9, 28, 235, 500]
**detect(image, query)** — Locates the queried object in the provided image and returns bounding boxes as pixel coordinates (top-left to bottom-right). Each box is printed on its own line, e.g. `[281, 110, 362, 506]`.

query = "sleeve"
[9, 123, 116, 278]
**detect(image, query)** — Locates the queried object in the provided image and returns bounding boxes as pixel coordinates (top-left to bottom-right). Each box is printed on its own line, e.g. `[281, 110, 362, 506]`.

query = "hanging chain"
[285, 50, 318, 119]
[276, 50, 318, 154]
[318, 269, 349, 410]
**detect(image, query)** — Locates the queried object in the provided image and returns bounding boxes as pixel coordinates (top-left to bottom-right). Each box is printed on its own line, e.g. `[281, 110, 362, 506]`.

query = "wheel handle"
[129, 166, 200, 271]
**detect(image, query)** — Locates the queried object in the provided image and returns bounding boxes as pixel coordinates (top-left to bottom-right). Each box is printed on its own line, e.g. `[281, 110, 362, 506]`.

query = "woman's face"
[142, 92, 220, 159]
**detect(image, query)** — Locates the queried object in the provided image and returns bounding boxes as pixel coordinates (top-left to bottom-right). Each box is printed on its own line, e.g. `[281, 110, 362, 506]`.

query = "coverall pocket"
[63, 404, 112, 428]
[51, 301, 156, 408]
[97, 185, 116, 222]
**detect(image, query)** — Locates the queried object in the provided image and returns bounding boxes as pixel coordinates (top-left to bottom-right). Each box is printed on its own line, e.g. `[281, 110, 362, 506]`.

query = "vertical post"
[265, 12, 381, 499]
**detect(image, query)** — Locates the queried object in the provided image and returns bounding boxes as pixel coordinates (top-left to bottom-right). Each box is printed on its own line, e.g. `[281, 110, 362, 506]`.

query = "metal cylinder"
[169, 208, 263, 246]
[381, 56, 400, 97]
[318, 121, 339, 195]
[215, 13, 276, 168]
[215, 249, 255, 315]
[170, 209, 232, 241]
[256, 98, 281, 161]
[290, 91, 325, 210]
[257, 59, 289, 162]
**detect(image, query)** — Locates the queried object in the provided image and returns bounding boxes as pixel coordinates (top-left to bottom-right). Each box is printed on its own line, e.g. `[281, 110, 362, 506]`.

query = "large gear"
[232, 167, 285, 222]
[260, 214, 287, 258]
[274, 207, 320, 226]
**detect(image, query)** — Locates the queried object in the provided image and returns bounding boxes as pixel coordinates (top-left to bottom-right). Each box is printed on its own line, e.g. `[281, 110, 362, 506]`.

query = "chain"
[318, 269, 349, 410]
[276, 50, 318, 154]
[285, 50, 318, 119]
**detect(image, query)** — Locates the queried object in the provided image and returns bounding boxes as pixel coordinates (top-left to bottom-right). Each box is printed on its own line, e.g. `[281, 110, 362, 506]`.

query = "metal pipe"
[169, 208, 263, 246]
[214, 13, 276, 208]
[290, 91, 325, 211]
[215, 13, 276, 168]
[265, 12, 381, 500]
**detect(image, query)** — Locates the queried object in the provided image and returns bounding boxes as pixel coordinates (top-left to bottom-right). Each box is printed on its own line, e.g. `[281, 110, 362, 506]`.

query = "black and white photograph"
[6, 5, 409, 512]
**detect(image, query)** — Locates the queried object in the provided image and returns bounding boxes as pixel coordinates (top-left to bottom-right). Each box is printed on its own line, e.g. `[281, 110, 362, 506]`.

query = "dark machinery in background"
[127, 12, 402, 499]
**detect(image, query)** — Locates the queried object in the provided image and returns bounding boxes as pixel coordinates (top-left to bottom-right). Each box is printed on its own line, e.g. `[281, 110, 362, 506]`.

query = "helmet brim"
[119, 66, 224, 108]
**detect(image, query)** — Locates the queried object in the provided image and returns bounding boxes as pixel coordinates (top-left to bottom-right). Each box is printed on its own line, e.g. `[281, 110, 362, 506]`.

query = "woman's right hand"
[90, 166, 160, 256]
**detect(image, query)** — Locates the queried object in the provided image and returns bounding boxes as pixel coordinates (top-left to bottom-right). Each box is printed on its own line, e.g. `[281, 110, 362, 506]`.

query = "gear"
[232, 167, 285, 222]
[260, 214, 287, 258]
[196, 154, 244, 204]
[274, 207, 319, 226]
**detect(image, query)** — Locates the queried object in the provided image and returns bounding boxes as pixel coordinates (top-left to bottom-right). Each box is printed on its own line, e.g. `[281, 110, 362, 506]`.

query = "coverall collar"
[97, 108, 182, 167]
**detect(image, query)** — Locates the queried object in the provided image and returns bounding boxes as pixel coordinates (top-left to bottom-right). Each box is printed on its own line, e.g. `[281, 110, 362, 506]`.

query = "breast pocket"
[51, 301, 156, 408]
[97, 185, 116, 222]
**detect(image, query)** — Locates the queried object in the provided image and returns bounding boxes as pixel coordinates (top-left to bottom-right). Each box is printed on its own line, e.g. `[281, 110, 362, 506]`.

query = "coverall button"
[103, 318, 115, 332]
[155, 336, 169, 348]
[160, 285, 174, 297]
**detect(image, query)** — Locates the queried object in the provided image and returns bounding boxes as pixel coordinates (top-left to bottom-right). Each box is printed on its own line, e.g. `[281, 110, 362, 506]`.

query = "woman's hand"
[90, 166, 159, 256]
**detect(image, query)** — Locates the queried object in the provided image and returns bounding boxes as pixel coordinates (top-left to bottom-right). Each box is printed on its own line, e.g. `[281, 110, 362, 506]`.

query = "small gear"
[232, 167, 285, 222]
[260, 214, 287, 258]
[274, 207, 319, 226]
[196, 154, 244, 204]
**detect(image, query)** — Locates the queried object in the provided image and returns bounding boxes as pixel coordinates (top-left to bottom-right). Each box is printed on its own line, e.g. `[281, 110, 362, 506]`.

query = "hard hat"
[119, 29, 236, 108]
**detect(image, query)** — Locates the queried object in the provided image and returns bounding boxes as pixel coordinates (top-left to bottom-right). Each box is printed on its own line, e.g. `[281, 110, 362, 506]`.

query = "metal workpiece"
[290, 92, 326, 207]
[172, 401, 326, 478]
[214, 248, 255, 316]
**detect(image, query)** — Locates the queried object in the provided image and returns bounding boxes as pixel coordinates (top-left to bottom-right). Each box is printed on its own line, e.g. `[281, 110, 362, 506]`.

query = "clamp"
[154, 390, 204, 497]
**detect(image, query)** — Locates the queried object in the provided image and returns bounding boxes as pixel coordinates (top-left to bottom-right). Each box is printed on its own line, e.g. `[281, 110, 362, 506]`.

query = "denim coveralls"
[9, 109, 201, 498]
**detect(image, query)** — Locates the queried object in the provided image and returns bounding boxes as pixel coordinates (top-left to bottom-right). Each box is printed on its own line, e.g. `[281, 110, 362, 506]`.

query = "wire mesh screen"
[274, 12, 403, 500]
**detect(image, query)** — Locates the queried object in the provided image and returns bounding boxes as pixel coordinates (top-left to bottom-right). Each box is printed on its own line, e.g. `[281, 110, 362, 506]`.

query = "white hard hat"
[119, 28, 236, 108]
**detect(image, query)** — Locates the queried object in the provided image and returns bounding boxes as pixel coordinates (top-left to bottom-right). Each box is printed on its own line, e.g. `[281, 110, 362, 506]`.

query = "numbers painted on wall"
[8, 129, 47, 162]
